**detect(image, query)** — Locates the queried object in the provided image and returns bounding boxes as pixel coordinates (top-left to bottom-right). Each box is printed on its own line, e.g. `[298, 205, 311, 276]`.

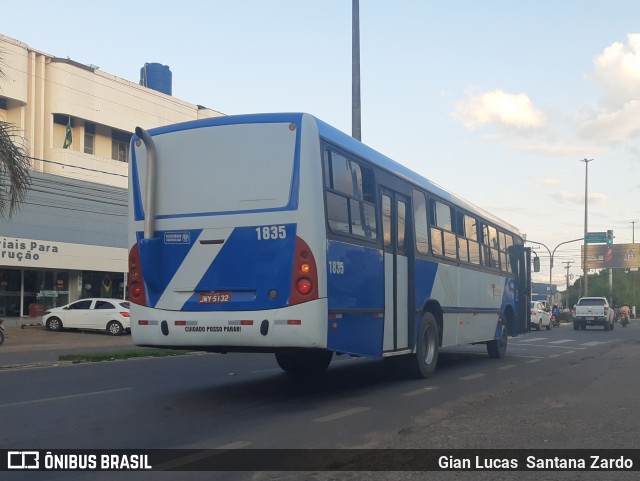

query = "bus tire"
[487, 323, 508, 359]
[410, 312, 440, 378]
[275, 349, 333, 376]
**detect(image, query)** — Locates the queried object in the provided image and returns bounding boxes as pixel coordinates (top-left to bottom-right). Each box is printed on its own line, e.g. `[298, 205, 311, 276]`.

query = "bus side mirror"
[533, 257, 540, 272]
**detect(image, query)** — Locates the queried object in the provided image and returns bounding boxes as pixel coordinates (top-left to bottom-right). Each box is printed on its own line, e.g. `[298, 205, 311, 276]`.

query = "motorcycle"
[620, 313, 629, 327]
[551, 314, 560, 328]
[0, 318, 5, 345]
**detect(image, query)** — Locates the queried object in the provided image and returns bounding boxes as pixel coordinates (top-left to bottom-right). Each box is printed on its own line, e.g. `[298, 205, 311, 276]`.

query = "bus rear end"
[128, 114, 329, 365]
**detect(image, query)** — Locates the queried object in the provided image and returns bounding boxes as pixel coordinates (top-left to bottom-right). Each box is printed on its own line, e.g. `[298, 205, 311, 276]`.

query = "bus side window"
[412, 190, 429, 255]
[429, 199, 456, 259]
[501, 231, 513, 272]
[397, 201, 406, 250]
[382, 195, 391, 247]
[457, 212, 481, 265]
[481, 223, 500, 269]
[324, 148, 377, 241]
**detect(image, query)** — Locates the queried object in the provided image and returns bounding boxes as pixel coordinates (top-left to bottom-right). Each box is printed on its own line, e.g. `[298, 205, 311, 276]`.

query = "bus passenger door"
[381, 189, 411, 352]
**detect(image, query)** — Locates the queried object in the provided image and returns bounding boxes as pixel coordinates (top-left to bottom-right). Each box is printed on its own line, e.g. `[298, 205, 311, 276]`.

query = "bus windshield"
[144, 121, 298, 217]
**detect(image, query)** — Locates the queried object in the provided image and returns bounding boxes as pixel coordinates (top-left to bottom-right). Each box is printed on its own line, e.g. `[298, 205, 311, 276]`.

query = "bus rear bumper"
[130, 299, 328, 351]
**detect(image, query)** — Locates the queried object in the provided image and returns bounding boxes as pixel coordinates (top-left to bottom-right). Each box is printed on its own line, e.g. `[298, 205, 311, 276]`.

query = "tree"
[0, 52, 31, 218]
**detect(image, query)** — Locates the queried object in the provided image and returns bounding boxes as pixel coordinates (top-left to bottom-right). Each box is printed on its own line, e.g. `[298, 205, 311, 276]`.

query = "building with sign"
[0, 34, 223, 317]
[531, 282, 560, 307]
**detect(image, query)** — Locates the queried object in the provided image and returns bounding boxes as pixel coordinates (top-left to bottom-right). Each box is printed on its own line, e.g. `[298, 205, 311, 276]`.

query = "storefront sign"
[0, 236, 126, 271]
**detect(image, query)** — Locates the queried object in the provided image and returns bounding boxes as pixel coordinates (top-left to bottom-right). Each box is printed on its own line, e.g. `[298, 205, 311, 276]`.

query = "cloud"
[542, 177, 560, 186]
[453, 89, 545, 130]
[510, 140, 595, 157]
[550, 191, 608, 205]
[579, 34, 640, 142]
[578, 99, 640, 142]
[593, 33, 640, 110]
[551, 191, 579, 203]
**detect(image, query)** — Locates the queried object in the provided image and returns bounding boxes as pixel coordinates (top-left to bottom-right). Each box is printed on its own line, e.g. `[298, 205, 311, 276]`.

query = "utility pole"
[563, 260, 574, 307]
[351, 0, 362, 141]
[580, 158, 593, 297]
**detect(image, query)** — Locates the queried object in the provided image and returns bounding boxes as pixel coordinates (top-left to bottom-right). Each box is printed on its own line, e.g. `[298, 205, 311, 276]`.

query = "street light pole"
[351, 0, 361, 141]
[526, 238, 584, 307]
[580, 158, 593, 297]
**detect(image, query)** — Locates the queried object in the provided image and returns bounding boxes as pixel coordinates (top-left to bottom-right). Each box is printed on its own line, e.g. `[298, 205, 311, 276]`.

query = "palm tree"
[0, 52, 31, 218]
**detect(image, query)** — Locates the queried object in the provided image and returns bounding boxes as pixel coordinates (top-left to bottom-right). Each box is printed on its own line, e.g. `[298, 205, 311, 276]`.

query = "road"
[2, 321, 640, 481]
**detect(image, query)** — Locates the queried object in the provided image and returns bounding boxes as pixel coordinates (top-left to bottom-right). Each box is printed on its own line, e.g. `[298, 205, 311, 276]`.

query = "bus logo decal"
[164, 232, 191, 244]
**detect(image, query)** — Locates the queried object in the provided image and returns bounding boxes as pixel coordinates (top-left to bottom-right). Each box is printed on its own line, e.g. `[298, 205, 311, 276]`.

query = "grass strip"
[59, 349, 192, 363]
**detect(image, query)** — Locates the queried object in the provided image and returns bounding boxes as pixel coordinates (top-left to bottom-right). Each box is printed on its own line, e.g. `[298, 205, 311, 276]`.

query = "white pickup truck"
[573, 297, 614, 331]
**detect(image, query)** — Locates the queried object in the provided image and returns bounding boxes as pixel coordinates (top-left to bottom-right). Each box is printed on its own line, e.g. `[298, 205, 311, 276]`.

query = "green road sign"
[585, 231, 607, 243]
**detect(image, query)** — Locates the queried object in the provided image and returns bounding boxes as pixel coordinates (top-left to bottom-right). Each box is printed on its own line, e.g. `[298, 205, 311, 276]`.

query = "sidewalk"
[1, 315, 42, 329]
[0, 322, 139, 368]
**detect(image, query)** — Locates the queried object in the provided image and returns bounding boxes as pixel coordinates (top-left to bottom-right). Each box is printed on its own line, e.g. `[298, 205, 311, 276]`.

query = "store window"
[0, 269, 22, 317]
[81, 271, 126, 299]
[24, 270, 70, 315]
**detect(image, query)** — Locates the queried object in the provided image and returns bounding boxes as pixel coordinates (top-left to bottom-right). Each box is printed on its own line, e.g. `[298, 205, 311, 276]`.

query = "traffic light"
[606, 230, 613, 244]
[533, 256, 540, 272]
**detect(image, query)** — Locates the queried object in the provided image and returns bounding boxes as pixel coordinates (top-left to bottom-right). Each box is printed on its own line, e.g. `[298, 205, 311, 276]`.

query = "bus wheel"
[275, 349, 333, 376]
[487, 323, 508, 359]
[410, 312, 440, 378]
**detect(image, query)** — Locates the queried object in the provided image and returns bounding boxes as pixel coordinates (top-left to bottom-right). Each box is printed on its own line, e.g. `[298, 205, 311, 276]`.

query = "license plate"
[199, 292, 231, 304]
[586, 316, 594, 321]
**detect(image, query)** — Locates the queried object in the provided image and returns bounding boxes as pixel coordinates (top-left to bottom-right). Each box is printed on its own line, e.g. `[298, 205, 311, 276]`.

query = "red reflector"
[175, 320, 187, 326]
[331, 322, 338, 329]
[329, 313, 337, 319]
[138, 320, 149, 325]
[240, 320, 253, 325]
[287, 319, 301, 325]
[296, 278, 312, 295]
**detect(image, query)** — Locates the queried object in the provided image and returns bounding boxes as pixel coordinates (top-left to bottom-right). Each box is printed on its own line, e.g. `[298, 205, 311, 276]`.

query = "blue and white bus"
[128, 113, 531, 377]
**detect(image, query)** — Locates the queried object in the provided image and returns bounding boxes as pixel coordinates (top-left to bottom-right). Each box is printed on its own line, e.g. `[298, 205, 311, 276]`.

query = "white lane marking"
[526, 359, 542, 363]
[549, 339, 574, 344]
[0, 388, 132, 408]
[564, 350, 576, 354]
[549, 354, 562, 358]
[312, 407, 370, 423]
[459, 373, 486, 381]
[498, 364, 517, 370]
[581, 341, 605, 347]
[404, 386, 439, 397]
[511, 343, 585, 350]
[517, 338, 546, 342]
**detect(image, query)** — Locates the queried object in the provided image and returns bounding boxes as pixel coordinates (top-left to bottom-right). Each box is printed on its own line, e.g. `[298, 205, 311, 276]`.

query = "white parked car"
[42, 298, 130, 336]
[530, 301, 552, 331]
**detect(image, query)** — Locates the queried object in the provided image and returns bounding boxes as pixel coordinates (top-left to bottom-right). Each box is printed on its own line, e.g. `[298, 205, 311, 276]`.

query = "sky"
[4, 0, 640, 287]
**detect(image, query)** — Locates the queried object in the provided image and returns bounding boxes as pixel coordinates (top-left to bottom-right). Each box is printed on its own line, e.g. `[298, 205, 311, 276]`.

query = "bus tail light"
[289, 237, 318, 306]
[128, 243, 147, 306]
